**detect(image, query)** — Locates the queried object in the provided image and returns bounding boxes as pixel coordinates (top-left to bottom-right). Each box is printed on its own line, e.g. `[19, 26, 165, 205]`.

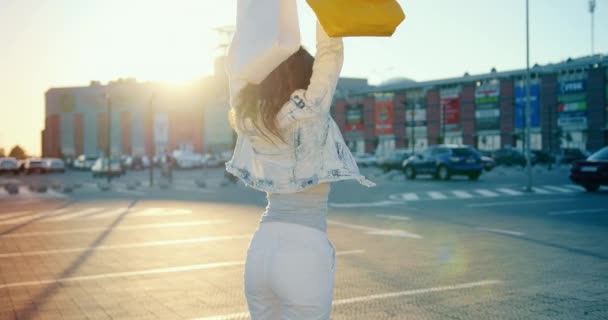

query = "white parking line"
[548, 208, 608, 216]
[2, 220, 229, 238]
[543, 185, 574, 193]
[0, 250, 364, 289]
[427, 191, 447, 200]
[476, 227, 525, 237]
[474, 189, 500, 197]
[192, 280, 503, 320]
[452, 191, 473, 199]
[329, 201, 403, 208]
[0, 210, 33, 219]
[375, 214, 410, 221]
[46, 207, 104, 221]
[328, 220, 422, 239]
[466, 198, 574, 208]
[0, 234, 251, 258]
[496, 188, 524, 196]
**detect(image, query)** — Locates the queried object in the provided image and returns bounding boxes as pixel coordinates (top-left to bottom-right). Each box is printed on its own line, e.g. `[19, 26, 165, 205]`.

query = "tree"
[8, 145, 27, 160]
[0, 148, 5, 157]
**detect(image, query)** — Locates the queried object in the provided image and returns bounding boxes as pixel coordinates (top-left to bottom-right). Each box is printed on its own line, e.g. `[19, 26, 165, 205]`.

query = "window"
[589, 147, 608, 161]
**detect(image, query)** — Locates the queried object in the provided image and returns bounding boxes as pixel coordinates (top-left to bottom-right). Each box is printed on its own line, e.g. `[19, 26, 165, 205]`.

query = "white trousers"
[244, 221, 336, 320]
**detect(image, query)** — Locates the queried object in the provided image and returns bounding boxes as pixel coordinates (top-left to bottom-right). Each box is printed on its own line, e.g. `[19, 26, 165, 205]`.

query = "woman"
[226, 22, 375, 319]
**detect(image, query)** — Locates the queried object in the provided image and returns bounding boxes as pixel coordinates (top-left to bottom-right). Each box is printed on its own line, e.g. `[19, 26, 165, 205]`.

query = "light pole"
[589, 0, 596, 55]
[105, 93, 112, 184]
[524, 0, 533, 192]
[148, 93, 156, 187]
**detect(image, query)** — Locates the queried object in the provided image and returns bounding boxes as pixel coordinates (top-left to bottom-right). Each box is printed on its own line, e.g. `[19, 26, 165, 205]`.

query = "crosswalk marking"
[496, 188, 524, 196]
[563, 184, 585, 191]
[531, 187, 552, 194]
[388, 193, 420, 201]
[427, 191, 447, 200]
[452, 191, 473, 199]
[543, 185, 574, 193]
[475, 189, 500, 197]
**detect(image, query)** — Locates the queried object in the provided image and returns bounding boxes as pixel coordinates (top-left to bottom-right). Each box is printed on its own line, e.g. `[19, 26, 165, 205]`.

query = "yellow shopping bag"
[306, 0, 405, 37]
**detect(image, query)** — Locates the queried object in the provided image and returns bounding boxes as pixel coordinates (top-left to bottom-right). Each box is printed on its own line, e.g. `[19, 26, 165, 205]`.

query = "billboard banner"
[559, 80, 586, 95]
[557, 78, 588, 129]
[475, 82, 500, 131]
[440, 87, 461, 131]
[514, 82, 540, 129]
[345, 103, 364, 131]
[375, 99, 394, 135]
[153, 113, 169, 146]
[405, 89, 427, 126]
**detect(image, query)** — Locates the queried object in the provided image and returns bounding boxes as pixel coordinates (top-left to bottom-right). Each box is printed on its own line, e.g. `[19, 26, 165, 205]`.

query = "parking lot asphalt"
[0, 166, 606, 319]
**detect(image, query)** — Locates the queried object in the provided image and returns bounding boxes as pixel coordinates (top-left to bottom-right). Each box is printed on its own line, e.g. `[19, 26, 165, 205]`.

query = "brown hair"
[231, 47, 314, 142]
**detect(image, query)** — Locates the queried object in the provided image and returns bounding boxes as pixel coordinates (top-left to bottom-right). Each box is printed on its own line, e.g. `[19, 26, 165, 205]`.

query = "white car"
[172, 151, 204, 169]
[0, 157, 20, 175]
[92, 158, 124, 178]
[74, 155, 98, 170]
[44, 158, 66, 173]
[24, 158, 47, 174]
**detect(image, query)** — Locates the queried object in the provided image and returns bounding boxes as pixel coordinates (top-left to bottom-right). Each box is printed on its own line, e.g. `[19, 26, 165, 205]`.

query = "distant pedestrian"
[226, 21, 375, 319]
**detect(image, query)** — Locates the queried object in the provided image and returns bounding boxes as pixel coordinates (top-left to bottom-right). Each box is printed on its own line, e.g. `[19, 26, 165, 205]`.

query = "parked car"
[23, 158, 47, 174]
[0, 157, 20, 175]
[569, 146, 608, 192]
[402, 145, 483, 180]
[44, 158, 66, 173]
[172, 151, 204, 169]
[203, 154, 223, 168]
[531, 150, 555, 164]
[126, 155, 148, 170]
[377, 149, 411, 172]
[480, 155, 496, 171]
[353, 153, 377, 167]
[74, 154, 98, 170]
[559, 148, 587, 164]
[92, 158, 125, 178]
[491, 148, 536, 167]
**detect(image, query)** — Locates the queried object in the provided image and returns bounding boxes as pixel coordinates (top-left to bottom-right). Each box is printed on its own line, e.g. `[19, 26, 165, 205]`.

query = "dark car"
[377, 149, 411, 172]
[559, 148, 587, 164]
[402, 145, 484, 180]
[569, 146, 608, 192]
[491, 148, 536, 167]
[531, 150, 555, 164]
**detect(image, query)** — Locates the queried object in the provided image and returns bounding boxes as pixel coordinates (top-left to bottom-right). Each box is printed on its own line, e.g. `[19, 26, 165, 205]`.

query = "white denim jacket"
[225, 23, 375, 194]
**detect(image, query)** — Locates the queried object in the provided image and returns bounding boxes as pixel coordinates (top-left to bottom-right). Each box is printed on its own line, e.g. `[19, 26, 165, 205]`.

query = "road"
[0, 165, 606, 319]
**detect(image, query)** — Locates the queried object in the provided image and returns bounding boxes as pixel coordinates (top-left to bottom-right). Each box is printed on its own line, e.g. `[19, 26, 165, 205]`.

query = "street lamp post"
[524, 0, 533, 192]
[589, 0, 596, 55]
[104, 94, 112, 185]
[148, 93, 156, 187]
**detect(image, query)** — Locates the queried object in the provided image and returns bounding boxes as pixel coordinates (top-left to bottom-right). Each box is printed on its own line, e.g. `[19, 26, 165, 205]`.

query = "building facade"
[42, 60, 233, 158]
[334, 54, 608, 155]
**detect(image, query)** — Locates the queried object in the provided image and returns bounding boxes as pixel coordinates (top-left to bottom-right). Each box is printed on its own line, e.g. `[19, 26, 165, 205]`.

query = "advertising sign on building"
[475, 82, 500, 131]
[557, 79, 587, 130]
[405, 89, 428, 136]
[374, 93, 394, 135]
[153, 113, 169, 147]
[440, 87, 461, 132]
[345, 103, 364, 131]
[514, 82, 540, 129]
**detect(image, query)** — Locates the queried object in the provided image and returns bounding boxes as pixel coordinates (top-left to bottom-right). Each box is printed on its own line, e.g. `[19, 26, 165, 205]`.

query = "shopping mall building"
[42, 54, 607, 158]
[331, 54, 608, 155]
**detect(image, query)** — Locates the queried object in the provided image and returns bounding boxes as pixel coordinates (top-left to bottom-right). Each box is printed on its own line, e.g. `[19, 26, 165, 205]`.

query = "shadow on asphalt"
[13, 200, 138, 320]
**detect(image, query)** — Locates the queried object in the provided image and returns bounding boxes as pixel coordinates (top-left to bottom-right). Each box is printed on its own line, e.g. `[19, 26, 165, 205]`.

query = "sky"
[0, 0, 606, 155]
